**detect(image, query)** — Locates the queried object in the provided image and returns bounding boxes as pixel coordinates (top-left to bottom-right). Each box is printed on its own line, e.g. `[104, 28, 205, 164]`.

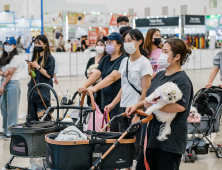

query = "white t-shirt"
[64, 43, 71, 52]
[118, 56, 153, 107]
[1, 55, 20, 80]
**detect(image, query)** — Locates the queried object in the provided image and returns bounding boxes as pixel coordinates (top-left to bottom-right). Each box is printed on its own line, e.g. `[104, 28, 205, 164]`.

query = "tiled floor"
[0, 69, 222, 169]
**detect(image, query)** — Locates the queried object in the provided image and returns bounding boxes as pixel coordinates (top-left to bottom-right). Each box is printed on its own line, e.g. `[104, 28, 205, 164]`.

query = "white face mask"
[119, 25, 126, 29]
[124, 43, 137, 55]
[159, 53, 172, 68]
[4, 45, 14, 53]
[95, 46, 105, 54]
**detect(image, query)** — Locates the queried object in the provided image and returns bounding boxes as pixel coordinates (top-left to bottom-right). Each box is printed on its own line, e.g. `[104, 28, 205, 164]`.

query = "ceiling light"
[110, 13, 112, 15]
[97, 12, 100, 14]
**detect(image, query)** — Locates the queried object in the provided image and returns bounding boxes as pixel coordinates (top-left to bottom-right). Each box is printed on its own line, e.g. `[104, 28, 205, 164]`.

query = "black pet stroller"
[45, 89, 153, 170]
[3, 84, 92, 170]
[183, 86, 222, 163]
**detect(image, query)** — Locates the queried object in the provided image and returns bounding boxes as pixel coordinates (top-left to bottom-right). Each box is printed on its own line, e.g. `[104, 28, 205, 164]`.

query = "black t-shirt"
[141, 70, 193, 155]
[97, 54, 127, 110]
[28, 55, 55, 102]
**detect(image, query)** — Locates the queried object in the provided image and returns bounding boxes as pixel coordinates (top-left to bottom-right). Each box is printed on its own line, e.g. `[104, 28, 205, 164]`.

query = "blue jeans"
[1, 80, 21, 136]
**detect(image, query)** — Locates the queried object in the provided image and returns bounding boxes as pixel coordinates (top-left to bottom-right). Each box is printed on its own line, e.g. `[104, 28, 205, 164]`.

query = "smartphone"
[25, 60, 30, 63]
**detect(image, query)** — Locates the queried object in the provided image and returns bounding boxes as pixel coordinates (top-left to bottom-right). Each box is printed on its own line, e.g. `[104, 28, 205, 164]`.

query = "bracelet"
[94, 85, 99, 92]
[37, 66, 41, 71]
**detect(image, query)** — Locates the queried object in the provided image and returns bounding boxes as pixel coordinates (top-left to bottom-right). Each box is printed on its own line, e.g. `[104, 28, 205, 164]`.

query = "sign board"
[136, 17, 179, 27]
[31, 19, 41, 28]
[185, 15, 205, 25]
[88, 27, 109, 47]
[15, 19, 30, 28]
[0, 12, 14, 24]
[44, 12, 62, 25]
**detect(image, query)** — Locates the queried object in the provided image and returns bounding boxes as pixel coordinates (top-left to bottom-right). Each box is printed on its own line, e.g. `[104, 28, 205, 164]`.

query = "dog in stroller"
[183, 86, 222, 163]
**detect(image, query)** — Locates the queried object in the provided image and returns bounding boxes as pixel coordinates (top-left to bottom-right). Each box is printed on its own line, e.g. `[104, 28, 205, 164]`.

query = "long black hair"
[96, 39, 107, 63]
[122, 29, 148, 57]
[0, 46, 18, 68]
[32, 35, 51, 68]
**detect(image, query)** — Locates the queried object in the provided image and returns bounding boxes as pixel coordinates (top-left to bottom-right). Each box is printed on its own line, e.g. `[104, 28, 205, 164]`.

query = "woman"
[126, 38, 194, 170]
[0, 37, 21, 140]
[27, 35, 55, 121]
[89, 29, 153, 132]
[85, 39, 107, 110]
[78, 32, 127, 132]
[144, 28, 162, 77]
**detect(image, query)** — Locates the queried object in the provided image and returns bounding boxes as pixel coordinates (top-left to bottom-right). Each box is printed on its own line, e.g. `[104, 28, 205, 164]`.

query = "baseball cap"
[103, 32, 123, 43]
[4, 37, 17, 45]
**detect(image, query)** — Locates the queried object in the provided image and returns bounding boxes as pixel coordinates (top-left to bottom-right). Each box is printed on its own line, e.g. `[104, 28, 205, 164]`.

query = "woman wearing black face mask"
[27, 35, 55, 121]
[144, 28, 162, 78]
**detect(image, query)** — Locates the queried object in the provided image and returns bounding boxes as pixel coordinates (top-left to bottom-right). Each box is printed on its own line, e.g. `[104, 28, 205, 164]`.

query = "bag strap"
[144, 122, 150, 170]
[126, 57, 142, 95]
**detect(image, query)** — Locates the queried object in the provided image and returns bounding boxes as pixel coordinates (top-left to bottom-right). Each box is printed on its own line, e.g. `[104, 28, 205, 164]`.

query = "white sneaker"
[19, 112, 27, 120]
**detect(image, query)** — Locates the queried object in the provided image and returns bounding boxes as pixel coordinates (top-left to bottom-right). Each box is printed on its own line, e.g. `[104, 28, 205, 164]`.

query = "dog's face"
[189, 106, 198, 117]
[161, 82, 183, 103]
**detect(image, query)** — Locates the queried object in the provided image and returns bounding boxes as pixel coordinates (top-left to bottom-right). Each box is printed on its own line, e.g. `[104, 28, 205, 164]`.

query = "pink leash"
[101, 111, 109, 130]
[144, 122, 150, 170]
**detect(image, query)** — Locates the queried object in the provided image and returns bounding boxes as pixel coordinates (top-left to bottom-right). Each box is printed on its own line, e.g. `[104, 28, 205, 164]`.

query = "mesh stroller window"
[46, 143, 54, 169]
[10, 135, 28, 156]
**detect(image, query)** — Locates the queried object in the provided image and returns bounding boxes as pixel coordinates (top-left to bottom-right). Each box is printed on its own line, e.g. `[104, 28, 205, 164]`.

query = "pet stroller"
[184, 86, 222, 163]
[45, 89, 153, 170]
[4, 84, 92, 170]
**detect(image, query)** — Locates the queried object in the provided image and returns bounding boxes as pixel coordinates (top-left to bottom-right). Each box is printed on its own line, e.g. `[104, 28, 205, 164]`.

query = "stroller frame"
[4, 84, 92, 170]
[45, 89, 153, 170]
[184, 86, 222, 163]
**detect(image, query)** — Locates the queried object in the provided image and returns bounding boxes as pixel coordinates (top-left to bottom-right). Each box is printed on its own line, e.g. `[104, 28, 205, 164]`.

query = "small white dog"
[145, 82, 183, 141]
[189, 106, 201, 118]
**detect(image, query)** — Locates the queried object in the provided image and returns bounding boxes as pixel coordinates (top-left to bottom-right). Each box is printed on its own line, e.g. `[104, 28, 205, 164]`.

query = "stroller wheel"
[183, 151, 189, 163]
[215, 146, 222, 158]
[191, 150, 196, 163]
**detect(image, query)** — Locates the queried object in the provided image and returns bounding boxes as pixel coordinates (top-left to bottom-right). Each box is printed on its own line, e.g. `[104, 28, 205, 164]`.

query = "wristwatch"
[37, 66, 41, 71]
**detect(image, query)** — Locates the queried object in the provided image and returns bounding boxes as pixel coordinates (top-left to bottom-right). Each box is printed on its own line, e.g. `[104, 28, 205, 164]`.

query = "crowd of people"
[0, 15, 221, 170]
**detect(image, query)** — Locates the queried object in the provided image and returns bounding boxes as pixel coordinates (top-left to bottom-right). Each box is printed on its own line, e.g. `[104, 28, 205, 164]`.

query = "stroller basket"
[9, 121, 56, 157]
[45, 89, 153, 170]
[45, 132, 135, 170]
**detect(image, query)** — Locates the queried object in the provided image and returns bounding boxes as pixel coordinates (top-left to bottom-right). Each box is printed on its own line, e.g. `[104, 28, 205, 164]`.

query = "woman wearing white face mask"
[125, 38, 194, 170]
[84, 39, 107, 110]
[79, 32, 127, 132]
[0, 37, 21, 140]
[89, 29, 153, 129]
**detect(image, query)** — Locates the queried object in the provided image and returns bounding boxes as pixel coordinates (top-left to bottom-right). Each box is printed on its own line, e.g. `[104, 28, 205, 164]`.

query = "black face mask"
[35, 46, 44, 52]
[153, 38, 161, 46]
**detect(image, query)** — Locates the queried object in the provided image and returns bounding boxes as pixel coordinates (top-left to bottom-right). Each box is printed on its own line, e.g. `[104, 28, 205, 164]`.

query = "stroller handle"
[123, 110, 153, 124]
[80, 89, 96, 110]
[28, 83, 59, 120]
[100, 110, 153, 132]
